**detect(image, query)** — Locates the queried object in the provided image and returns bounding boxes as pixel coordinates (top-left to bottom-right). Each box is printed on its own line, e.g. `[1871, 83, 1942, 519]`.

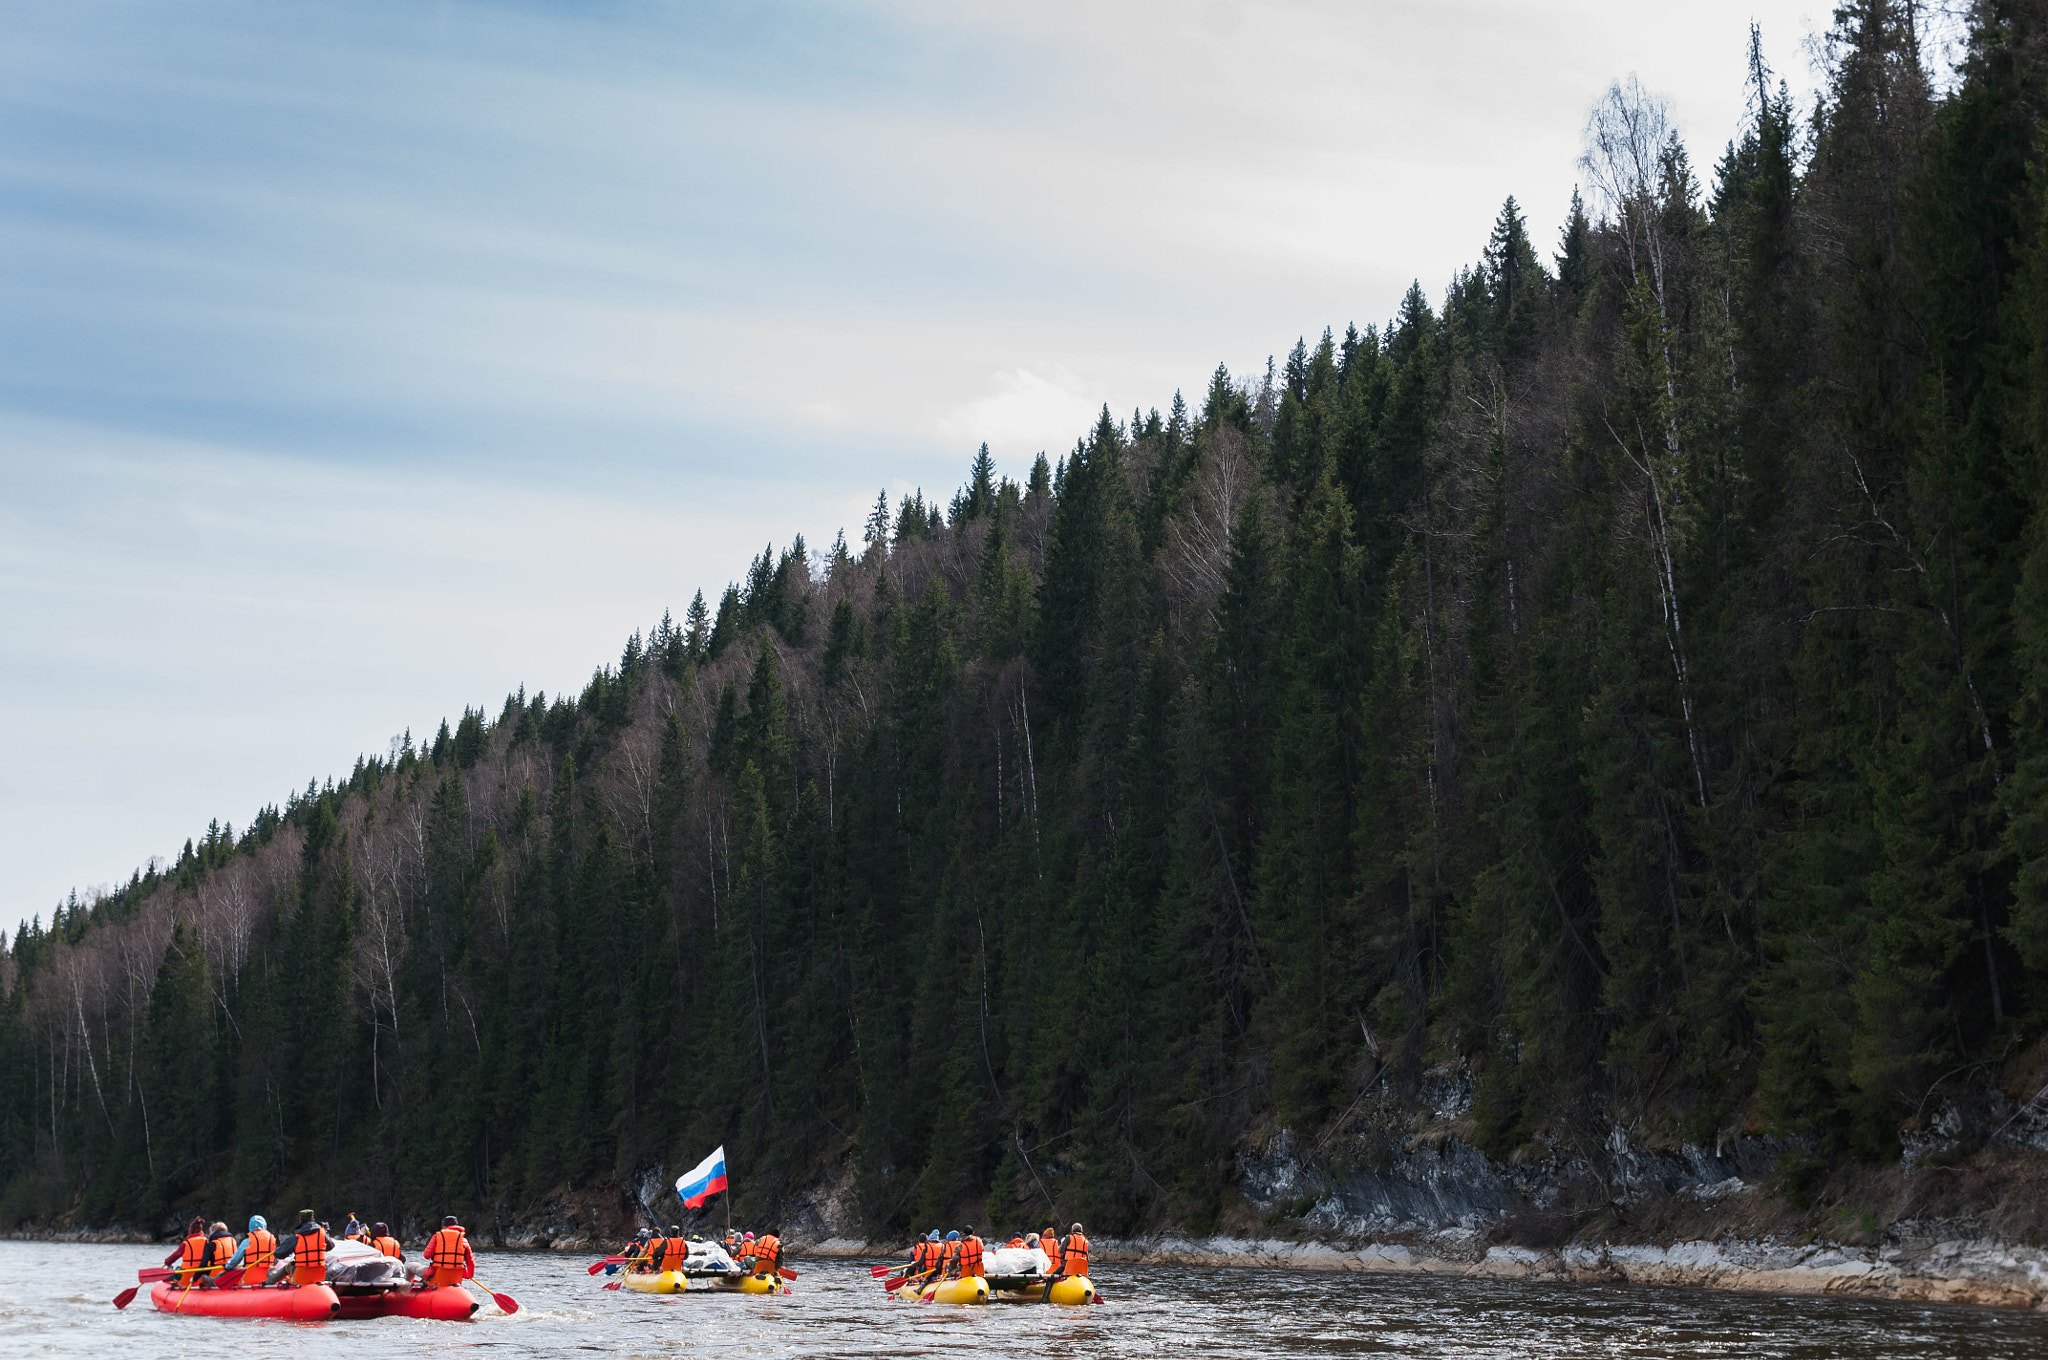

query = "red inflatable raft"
[149, 1281, 340, 1320]
[332, 1285, 479, 1320]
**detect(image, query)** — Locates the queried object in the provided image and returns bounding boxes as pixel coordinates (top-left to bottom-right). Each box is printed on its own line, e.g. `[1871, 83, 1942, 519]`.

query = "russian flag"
[676, 1146, 728, 1209]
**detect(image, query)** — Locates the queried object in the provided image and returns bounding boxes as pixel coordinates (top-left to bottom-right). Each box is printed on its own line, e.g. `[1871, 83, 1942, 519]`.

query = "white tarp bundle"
[326, 1236, 407, 1286]
[984, 1246, 1050, 1276]
[684, 1241, 737, 1271]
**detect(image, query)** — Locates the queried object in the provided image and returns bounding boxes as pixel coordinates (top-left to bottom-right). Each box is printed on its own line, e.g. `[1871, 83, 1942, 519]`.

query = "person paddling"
[424, 1215, 476, 1288]
[615, 1226, 652, 1274]
[1039, 1225, 1063, 1278]
[204, 1221, 237, 1279]
[166, 1217, 208, 1286]
[372, 1222, 404, 1261]
[1060, 1222, 1090, 1277]
[657, 1225, 690, 1274]
[958, 1226, 984, 1279]
[751, 1228, 782, 1277]
[938, 1230, 961, 1279]
[266, 1210, 331, 1286]
[226, 1215, 275, 1278]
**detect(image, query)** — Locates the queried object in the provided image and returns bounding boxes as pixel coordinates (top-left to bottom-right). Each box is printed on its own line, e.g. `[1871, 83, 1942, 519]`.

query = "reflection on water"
[5, 1240, 2047, 1358]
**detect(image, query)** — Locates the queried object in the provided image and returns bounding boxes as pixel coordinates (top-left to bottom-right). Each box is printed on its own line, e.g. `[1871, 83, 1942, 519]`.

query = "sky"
[1, 0, 1834, 924]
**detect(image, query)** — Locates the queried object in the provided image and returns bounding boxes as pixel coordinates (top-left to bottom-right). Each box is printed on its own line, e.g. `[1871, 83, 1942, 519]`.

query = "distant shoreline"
[13, 1228, 2045, 1311]
[807, 1233, 2048, 1311]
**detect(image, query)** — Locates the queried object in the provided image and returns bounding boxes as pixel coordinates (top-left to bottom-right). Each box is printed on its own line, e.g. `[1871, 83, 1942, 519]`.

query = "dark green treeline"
[8, 3, 2048, 1235]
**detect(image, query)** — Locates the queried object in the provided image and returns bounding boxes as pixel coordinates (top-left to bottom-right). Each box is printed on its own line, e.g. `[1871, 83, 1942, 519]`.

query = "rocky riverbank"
[1092, 1232, 2048, 1310]
[16, 1074, 2048, 1313]
[796, 1227, 2048, 1310]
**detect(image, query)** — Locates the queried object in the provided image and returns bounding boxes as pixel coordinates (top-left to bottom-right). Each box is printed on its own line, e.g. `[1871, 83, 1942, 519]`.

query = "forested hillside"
[8, 2, 2048, 1240]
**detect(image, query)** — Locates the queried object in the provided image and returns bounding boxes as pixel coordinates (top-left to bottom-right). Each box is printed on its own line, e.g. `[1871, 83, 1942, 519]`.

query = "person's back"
[242, 1217, 277, 1276]
[205, 1222, 237, 1277]
[424, 1216, 473, 1288]
[287, 1211, 331, 1286]
[1040, 1226, 1063, 1276]
[372, 1222, 404, 1261]
[661, 1229, 690, 1273]
[1061, 1223, 1090, 1277]
[958, 1229, 984, 1279]
[752, 1231, 781, 1275]
[173, 1219, 208, 1285]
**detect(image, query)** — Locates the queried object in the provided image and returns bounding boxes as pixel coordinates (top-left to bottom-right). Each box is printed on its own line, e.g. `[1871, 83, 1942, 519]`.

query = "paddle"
[470, 1279, 520, 1314]
[881, 1266, 933, 1293]
[210, 1267, 248, 1290]
[111, 1286, 140, 1310]
[587, 1255, 630, 1275]
[777, 1266, 797, 1280]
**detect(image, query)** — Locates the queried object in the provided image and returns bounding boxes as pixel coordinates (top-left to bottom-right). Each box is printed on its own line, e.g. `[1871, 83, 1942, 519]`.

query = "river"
[6, 1241, 2047, 1357]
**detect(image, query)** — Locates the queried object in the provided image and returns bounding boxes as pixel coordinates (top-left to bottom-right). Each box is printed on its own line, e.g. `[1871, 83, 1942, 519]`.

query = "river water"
[6, 1241, 2048, 1358]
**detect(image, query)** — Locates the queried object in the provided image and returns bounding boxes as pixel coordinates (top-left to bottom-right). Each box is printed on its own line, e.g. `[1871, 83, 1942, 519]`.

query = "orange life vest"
[373, 1235, 403, 1259]
[1061, 1232, 1089, 1276]
[940, 1239, 960, 1275]
[1041, 1233, 1062, 1273]
[244, 1228, 277, 1271]
[1006, 1236, 1024, 1248]
[752, 1234, 780, 1274]
[958, 1235, 984, 1278]
[658, 1236, 690, 1272]
[425, 1226, 470, 1286]
[206, 1232, 237, 1275]
[290, 1225, 331, 1286]
[177, 1233, 209, 1283]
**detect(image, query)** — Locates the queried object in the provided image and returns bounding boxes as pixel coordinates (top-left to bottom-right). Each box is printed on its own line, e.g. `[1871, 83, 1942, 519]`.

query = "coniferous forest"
[8, 3, 2048, 1240]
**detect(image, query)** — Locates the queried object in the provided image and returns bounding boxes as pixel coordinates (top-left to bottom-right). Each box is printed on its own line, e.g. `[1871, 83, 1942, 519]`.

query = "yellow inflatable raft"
[904, 1274, 1093, 1305]
[987, 1274, 1093, 1305]
[928, 1275, 990, 1305]
[622, 1270, 687, 1294]
[623, 1270, 786, 1295]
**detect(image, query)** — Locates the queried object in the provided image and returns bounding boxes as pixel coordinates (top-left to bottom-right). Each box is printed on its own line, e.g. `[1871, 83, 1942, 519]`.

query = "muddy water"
[6, 1240, 2048, 1357]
